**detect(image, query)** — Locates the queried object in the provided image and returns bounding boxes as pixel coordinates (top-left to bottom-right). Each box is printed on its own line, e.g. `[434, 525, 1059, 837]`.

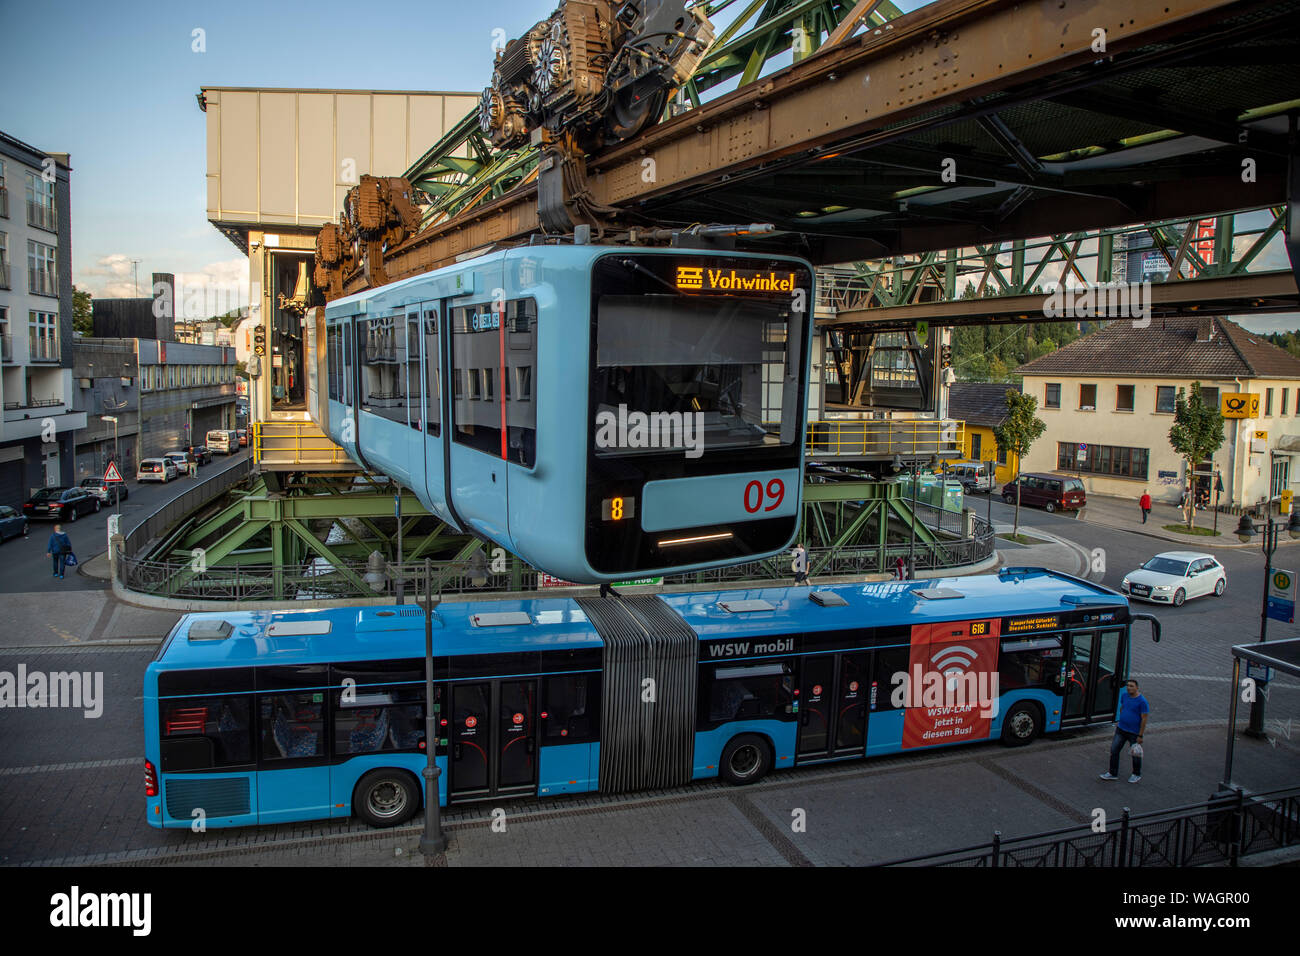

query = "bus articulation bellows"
[144, 568, 1158, 830]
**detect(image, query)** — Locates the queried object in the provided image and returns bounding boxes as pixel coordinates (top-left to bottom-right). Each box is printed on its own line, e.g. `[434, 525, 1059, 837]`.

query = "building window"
[997, 444, 1007, 466]
[27, 240, 56, 296]
[25, 171, 56, 231]
[970, 432, 982, 460]
[1284, 389, 1290, 416]
[28, 310, 58, 361]
[1045, 383, 1061, 409]
[1078, 384, 1096, 410]
[1200, 386, 1219, 409]
[1116, 384, 1135, 412]
[1057, 442, 1149, 479]
[1272, 457, 1290, 498]
[1156, 386, 1176, 414]
[1265, 388, 1274, 416]
[0, 159, 7, 218]
[0, 231, 8, 290]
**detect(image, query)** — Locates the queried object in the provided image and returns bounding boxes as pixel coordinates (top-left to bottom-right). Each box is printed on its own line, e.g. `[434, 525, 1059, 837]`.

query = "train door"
[795, 653, 869, 761]
[447, 262, 512, 546]
[1061, 629, 1124, 726]
[448, 679, 539, 801]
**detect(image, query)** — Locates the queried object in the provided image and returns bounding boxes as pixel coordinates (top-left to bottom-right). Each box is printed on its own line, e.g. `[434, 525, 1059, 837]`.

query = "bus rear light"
[144, 759, 158, 797]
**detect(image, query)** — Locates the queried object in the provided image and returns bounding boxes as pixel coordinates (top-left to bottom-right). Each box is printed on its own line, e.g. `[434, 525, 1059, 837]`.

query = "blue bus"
[305, 246, 815, 584]
[144, 568, 1158, 830]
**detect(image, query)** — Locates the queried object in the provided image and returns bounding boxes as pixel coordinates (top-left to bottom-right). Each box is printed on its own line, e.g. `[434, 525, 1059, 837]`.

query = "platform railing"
[806, 418, 965, 458]
[252, 420, 350, 467]
[881, 785, 1300, 867]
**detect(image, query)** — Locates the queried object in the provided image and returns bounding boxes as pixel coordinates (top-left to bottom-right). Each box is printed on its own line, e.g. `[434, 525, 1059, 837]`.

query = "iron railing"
[120, 456, 255, 558]
[116, 503, 996, 601]
[882, 785, 1300, 867]
[27, 199, 57, 232]
[806, 419, 965, 459]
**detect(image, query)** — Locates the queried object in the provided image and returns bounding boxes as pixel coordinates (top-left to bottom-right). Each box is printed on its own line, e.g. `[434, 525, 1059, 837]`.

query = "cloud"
[77, 256, 249, 319]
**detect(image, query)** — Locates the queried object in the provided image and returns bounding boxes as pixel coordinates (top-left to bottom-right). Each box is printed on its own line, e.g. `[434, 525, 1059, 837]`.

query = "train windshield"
[592, 254, 811, 458]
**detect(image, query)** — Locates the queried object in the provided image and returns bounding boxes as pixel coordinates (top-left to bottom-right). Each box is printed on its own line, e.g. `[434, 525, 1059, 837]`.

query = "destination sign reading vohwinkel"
[676, 266, 799, 293]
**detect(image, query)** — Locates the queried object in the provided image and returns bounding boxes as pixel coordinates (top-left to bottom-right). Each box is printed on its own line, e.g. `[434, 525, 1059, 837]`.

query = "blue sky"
[2, 0, 1293, 333]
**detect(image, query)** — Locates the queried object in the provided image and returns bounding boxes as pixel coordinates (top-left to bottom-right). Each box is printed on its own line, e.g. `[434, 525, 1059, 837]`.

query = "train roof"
[151, 569, 1124, 673]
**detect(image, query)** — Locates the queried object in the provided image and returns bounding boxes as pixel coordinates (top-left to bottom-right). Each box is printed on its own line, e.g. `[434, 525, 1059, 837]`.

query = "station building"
[0, 130, 86, 505]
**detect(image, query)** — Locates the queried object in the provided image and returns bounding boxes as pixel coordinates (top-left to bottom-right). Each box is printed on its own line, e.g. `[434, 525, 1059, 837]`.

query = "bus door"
[796, 653, 869, 761]
[449, 679, 539, 801]
[1061, 629, 1124, 726]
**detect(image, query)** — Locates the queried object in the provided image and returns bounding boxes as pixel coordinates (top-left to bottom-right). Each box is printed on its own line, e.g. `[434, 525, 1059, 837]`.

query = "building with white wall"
[1016, 316, 1300, 509]
[0, 130, 87, 506]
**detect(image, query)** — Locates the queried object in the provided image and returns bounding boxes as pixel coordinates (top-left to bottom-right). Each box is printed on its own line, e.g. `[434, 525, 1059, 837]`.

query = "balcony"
[28, 338, 60, 363]
[27, 200, 57, 232]
[4, 397, 67, 422]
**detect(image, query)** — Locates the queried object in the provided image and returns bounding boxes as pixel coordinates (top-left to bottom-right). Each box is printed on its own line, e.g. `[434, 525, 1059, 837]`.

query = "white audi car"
[1121, 551, 1226, 606]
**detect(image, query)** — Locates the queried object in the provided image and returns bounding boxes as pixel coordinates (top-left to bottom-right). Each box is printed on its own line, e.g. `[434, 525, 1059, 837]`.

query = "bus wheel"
[353, 769, 419, 827]
[1000, 702, 1041, 746]
[720, 734, 771, 785]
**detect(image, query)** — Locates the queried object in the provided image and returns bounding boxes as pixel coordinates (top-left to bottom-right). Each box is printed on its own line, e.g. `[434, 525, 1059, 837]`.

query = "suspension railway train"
[304, 246, 815, 583]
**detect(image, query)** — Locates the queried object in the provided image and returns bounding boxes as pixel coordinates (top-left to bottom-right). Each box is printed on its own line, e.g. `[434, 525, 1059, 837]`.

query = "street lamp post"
[1235, 507, 1300, 737]
[419, 557, 446, 855]
[101, 415, 120, 517]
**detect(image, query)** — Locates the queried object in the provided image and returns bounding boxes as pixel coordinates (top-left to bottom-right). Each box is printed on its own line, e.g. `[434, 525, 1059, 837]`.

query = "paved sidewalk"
[1078, 492, 1300, 550]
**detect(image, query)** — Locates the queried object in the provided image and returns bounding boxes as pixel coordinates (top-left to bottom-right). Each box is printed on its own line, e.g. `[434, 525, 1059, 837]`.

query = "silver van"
[947, 460, 996, 493]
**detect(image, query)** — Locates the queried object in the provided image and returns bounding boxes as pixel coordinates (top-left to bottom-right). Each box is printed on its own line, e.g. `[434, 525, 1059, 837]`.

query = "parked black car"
[187, 444, 213, 465]
[0, 505, 28, 541]
[22, 486, 101, 522]
[80, 476, 128, 503]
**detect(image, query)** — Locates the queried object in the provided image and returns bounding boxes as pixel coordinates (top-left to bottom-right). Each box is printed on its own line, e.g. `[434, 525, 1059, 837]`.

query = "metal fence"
[120, 457, 254, 558]
[882, 785, 1300, 867]
[116, 499, 996, 601]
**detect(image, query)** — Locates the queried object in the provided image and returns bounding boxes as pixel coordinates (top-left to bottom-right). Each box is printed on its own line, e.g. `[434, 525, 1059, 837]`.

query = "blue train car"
[306, 246, 815, 583]
[144, 569, 1158, 829]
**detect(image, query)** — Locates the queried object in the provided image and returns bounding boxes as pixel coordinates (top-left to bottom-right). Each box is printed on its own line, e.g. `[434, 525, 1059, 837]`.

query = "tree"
[992, 389, 1047, 537]
[1168, 381, 1225, 529]
[73, 286, 93, 336]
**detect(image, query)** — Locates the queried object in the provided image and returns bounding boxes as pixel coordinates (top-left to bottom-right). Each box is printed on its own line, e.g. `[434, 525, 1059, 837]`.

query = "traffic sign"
[104, 462, 124, 483]
[1267, 568, 1295, 624]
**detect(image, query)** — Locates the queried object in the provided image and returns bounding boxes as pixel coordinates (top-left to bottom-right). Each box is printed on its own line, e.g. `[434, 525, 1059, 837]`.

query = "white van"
[948, 460, 996, 493]
[206, 430, 236, 454]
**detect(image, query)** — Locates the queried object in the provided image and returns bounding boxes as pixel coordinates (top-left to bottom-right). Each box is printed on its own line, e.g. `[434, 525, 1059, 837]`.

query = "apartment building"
[0, 130, 86, 506]
[1016, 316, 1300, 508]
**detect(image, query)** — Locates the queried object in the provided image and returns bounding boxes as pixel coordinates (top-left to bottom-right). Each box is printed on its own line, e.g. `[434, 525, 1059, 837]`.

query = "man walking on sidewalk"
[1139, 490, 1152, 524]
[791, 542, 809, 585]
[47, 523, 73, 580]
[1100, 679, 1149, 783]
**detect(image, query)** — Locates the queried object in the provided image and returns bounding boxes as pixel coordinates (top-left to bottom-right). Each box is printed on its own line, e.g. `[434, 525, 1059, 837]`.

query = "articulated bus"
[305, 247, 815, 583]
[144, 568, 1158, 830]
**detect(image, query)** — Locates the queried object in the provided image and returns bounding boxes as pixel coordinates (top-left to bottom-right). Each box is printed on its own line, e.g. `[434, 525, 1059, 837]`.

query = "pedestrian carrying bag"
[1131, 743, 1143, 757]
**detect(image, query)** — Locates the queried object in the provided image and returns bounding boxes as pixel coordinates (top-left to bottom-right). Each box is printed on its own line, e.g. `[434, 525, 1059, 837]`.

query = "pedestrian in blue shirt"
[1100, 679, 1149, 783]
[47, 524, 73, 579]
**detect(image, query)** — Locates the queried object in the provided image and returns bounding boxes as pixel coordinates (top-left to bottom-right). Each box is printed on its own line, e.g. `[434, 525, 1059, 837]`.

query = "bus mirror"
[1133, 612, 1161, 643]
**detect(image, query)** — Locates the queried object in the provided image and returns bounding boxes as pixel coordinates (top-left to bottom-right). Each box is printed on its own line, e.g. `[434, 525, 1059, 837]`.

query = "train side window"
[405, 315, 423, 430]
[360, 313, 406, 424]
[451, 299, 536, 465]
[342, 324, 353, 405]
[422, 308, 441, 437]
[506, 298, 537, 467]
[326, 325, 340, 401]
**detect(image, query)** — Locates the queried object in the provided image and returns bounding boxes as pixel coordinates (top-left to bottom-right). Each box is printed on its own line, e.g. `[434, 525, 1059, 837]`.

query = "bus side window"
[259, 693, 324, 760]
[160, 695, 252, 770]
[706, 662, 793, 722]
[870, 646, 910, 711]
[542, 674, 600, 744]
[332, 686, 434, 755]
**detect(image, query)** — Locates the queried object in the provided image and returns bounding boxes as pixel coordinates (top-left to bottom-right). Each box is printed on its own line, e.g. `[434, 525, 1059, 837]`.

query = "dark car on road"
[1000, 473, 1086, 513]
[187, 444, 213, 465]
[0, 505, 28, 541]
[80, 476, 128, 503]
[22, 486, 101, 522]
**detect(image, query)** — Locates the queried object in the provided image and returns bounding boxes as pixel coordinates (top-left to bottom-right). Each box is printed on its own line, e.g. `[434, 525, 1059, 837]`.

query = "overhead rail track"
[317, 0, 1300, 298]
